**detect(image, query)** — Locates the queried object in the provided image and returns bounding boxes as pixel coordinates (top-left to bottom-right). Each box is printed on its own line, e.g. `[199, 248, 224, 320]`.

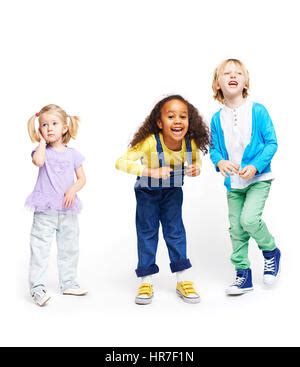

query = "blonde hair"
[27, 104, 80, 144]
[212, 58, 250, 104]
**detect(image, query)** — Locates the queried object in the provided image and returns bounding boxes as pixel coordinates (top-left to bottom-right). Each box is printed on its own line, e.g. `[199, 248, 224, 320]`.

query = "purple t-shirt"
[25, 146, 84, 214]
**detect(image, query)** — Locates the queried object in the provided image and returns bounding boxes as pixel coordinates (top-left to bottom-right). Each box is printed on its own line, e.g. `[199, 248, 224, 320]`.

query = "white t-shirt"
[220, 99, 274, 189]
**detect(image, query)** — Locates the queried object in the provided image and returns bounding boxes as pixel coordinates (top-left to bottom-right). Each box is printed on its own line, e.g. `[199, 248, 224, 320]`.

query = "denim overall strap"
[135, 134, 192, 189]
[185, 136, 192, 166]
[155, 133, 182, 187]
[134, 134, 165, 189]
[154, 133, 165, 167]
[154, 133, 165, 187]
[155, 133, 192, 187]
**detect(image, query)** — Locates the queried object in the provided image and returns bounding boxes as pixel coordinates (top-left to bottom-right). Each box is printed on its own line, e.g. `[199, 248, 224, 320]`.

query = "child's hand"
[64, 188, 76, 208]
[38, 129, 47, 144]
[239, 165, 257, 180]
[151, 167, 173, 179]
[217, 160, 239, 177]
[185, 164, 200, 177]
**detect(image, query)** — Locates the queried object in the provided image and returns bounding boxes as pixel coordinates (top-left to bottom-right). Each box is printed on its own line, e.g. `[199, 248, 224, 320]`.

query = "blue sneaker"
[263, 248, 281, 285]
[226, 268, 253, 295]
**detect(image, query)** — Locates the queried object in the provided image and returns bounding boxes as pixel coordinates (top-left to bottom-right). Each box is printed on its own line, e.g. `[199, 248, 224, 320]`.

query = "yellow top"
[115, 132, 201, 176]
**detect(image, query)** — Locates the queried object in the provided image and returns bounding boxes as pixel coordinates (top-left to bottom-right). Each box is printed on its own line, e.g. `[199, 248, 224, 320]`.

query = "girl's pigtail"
[27, 115, 40, 143]
[63, 115, 80, 143]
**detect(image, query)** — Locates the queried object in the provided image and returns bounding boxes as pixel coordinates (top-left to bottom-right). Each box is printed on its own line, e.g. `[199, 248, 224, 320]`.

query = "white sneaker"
[32, 289, 51, 306]
[226, 284, 253, 295]
[63, 287, 88, 296]
[263, 274, 277, 285]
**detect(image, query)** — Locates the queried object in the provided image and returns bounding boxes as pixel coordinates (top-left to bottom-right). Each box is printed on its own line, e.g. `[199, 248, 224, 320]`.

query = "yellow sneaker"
[176, 281, 200, 304]
[135, 283, 153, 305]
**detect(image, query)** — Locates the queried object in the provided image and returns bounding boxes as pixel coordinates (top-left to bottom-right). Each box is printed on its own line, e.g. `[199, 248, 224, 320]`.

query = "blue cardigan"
[209, 102, 278, 191]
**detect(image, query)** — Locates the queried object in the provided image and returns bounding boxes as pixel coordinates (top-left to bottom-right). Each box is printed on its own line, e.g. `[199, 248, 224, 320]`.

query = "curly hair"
[130, 95, 210, 154]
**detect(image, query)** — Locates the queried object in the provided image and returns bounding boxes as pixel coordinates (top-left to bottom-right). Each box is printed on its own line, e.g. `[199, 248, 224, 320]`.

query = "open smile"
[228, 81, 238, 87]
[171, 127, 184, 136]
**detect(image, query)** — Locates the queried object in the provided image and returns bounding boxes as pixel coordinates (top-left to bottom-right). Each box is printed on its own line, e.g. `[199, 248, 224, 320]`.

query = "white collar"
[223, 98, 251, 113]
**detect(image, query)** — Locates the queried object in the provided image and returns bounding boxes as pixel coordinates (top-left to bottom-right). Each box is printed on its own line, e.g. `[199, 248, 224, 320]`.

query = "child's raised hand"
[151, 167, 173, 179]
[37, 129, 47, 144]
[217, 160, 239, 177]
[239, 165, 257, 180]
[63, 188, 76, 208]
[185, 164, 200, 177]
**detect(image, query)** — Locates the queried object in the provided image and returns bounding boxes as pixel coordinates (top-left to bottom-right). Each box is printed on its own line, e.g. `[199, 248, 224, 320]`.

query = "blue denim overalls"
[134, 133, 193, 277]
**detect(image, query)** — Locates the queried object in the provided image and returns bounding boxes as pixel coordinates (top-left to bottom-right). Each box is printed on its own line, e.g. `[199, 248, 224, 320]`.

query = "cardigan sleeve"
[250, 105, 278, 173]
[209, 115, 224, 172]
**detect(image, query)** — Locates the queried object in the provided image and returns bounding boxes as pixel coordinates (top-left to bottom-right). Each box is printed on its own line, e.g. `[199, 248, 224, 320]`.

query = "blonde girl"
[26, 104, 88, 306]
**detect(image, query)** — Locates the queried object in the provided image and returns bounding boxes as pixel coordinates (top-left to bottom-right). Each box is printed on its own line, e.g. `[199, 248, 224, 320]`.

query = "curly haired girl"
[116, 95, 209, 305]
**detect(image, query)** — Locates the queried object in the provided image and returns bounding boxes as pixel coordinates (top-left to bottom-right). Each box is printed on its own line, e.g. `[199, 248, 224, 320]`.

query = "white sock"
[176, 269, 193, 283]
[141, 275, 153, 284]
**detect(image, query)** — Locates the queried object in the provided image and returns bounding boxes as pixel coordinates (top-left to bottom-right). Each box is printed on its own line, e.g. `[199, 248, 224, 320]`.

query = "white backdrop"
[1, 0, 299, 347]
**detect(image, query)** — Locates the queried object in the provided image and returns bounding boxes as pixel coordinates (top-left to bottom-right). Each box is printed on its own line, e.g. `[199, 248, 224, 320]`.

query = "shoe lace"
[232, 276, 245, 286]
[264, 257, 275, 272]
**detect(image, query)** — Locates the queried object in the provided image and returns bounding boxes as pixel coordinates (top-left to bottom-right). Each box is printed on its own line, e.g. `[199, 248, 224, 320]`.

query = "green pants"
[227, 180, 276, 269]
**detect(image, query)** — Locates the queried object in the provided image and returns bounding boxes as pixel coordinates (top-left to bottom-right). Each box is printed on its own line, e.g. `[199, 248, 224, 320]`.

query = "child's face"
[39, 112, 68, 144]
[217, 61, 246, 100]
[157, 99, 188, 143]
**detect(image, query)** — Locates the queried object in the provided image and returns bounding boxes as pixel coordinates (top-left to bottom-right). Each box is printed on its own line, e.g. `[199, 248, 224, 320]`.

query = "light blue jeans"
[29, 211, 80, 294]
